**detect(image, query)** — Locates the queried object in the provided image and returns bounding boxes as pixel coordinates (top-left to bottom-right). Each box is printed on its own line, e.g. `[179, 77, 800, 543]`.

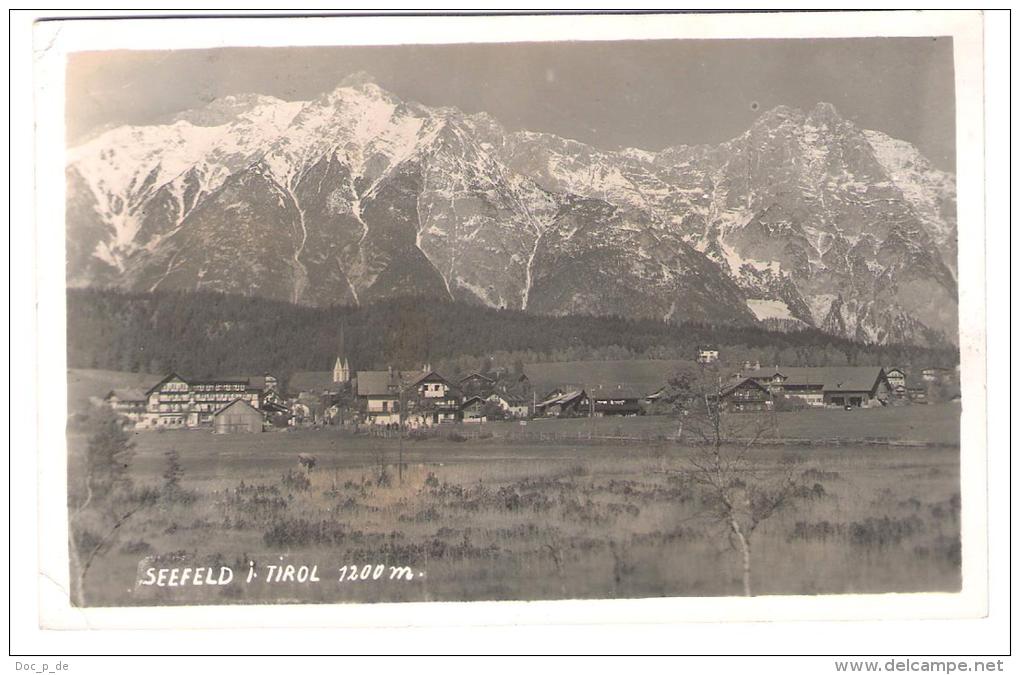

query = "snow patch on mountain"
[862, 129, 956, 246]
[746, 299, 798, 321]
[66, 83, 957, 345]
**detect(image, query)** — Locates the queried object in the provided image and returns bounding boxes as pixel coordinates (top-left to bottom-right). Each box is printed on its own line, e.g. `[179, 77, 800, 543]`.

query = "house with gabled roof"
[535, 389, 589, 418]
[460, 395, 489, 423]
[212, 398, 264, 434]
[715, 377, 773, 412]
[139, 372, 270, 428]
[487, 391, 531, 419]
[459, 372, 495, 398]
[404, 369, 462, 426]
[354, 367, 462, 426]
[589, 385, 646, 416]
[741, 366, 891, 408]
[104, 388, 148, 426]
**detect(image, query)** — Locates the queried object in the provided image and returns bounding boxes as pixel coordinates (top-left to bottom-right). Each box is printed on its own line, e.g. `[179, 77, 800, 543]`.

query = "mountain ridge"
[66, 76, 958, 346]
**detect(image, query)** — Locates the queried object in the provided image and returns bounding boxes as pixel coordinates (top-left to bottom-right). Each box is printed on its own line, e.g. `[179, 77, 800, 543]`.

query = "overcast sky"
[66, 37, 956, 171]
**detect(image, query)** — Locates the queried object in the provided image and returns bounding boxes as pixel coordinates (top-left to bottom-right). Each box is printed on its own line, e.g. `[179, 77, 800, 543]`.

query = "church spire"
[333, 321, 350, 383]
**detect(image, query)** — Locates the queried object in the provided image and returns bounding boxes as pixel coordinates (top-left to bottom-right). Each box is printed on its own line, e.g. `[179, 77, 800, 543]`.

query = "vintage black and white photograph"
[50, 16, 976, 613]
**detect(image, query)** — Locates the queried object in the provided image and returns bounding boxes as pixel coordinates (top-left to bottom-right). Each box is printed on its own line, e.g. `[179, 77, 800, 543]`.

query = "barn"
[535, 389, 589, 417]
[212, 398, 264, 434]
[589, 385, 645, 416]
[716, 377, 772, 412]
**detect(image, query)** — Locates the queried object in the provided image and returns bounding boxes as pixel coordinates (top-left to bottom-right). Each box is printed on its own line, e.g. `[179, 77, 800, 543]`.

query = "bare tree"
[69, 408, 154, 606]
[673, 363, 804, 597]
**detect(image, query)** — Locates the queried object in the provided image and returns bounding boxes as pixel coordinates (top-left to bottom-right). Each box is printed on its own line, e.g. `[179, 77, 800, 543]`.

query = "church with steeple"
[332, 324, 351, 384]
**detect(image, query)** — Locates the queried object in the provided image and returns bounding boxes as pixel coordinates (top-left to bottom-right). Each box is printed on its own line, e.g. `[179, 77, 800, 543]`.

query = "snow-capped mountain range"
[66, 72, 958, 346]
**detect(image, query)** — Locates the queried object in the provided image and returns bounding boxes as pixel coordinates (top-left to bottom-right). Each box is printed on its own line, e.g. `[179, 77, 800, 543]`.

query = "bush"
[789, 520, 845, 542]
[263, 518, 347, 547]
[280, 469, 311, 492]
[849, 516, 924, 548]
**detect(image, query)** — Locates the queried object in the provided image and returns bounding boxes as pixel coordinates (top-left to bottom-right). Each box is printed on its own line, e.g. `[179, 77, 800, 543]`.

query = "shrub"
[789, 520, 845, 542]
[263, 518, 347, 547]
[849, 516, 924, 548]
[280, 469, 311, 492]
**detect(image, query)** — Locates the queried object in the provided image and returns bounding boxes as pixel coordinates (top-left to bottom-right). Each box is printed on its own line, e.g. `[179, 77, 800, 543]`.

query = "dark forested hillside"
[66, 289, 958, 386]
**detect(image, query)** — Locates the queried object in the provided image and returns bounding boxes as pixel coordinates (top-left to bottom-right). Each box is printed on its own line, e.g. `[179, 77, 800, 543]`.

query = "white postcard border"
[29, 10, 988, 635]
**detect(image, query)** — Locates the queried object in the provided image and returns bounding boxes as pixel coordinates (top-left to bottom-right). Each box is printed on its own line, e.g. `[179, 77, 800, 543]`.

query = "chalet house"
[354, 369, 406, 426]
[535, 389, 589, 418]
[589, 385, 645, 416]
[741, 366, 891, 408]
[487, 392, 531, 419]
[885, 367, 907, 395]
[138, 373, 272, 429]
[212, 398, 264, 434]
[697, 345, 720, 364]
[460, 396, 488, 423]
[354, 368, 462, 427]
[716, 377, 772, 412]
[459, 372, 495, 398]
[104, 389, 148, 425]
[404, 370, 462, 426]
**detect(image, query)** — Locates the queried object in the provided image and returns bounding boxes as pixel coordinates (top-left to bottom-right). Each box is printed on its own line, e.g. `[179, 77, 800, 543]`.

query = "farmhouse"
[135, 372, 275, 429]
[741, 366, 891, 408]
[535, 389, 589, 418]
[212, 398, 264, 434]
[716, 377, 772, 412]
[589, 385, 645, 416]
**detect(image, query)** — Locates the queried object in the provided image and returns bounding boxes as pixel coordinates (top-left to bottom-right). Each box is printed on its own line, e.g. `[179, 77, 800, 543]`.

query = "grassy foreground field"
[68, 426, 961, 607]
[511, 403, 961, 446]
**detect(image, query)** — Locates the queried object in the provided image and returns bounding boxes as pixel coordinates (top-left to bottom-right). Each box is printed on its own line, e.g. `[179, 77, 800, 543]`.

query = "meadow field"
[512, 403, 961, 446]
[67, 417, 961, 607]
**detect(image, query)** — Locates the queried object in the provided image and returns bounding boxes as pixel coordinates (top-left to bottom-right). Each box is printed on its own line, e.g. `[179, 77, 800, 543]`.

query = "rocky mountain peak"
[65, 80, 958, 346]
[172, 93, 289, 126]
[338, 70, 383, 89]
